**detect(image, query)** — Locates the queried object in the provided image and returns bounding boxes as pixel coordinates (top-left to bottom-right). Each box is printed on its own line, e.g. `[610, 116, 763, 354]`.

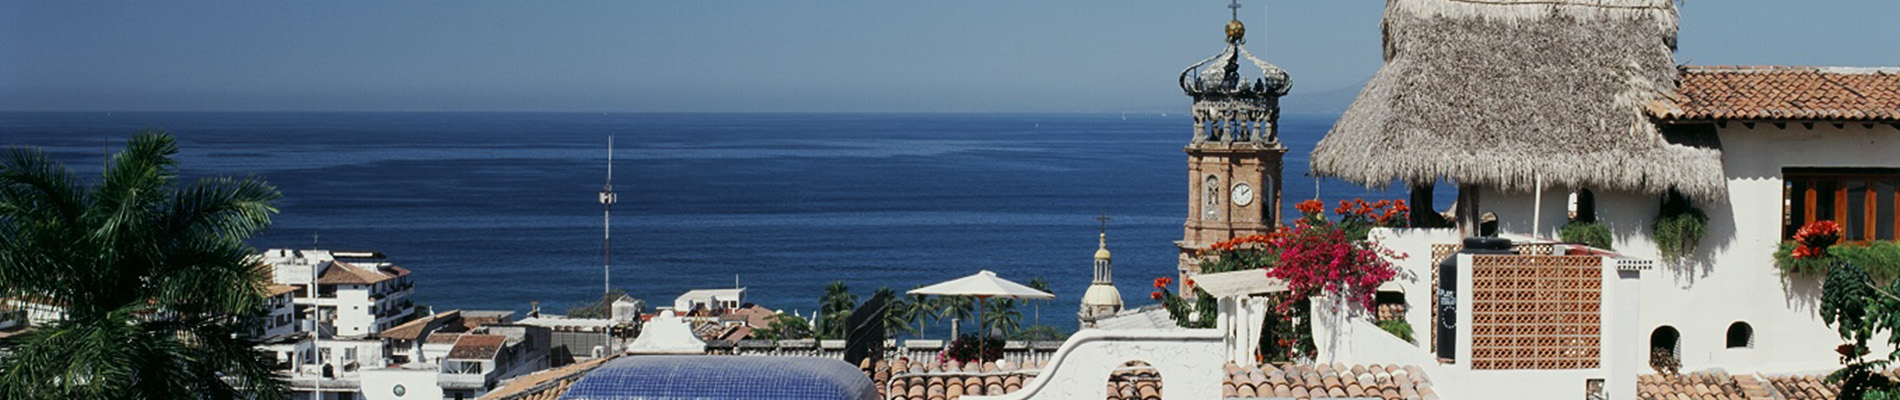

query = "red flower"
[1793, 220, 1843, 259]
[1151, 291, 1164, 300]
[1296, 199, 1325, 215]
[1185, 278, 1196, 287]
[1154, 277, 1173, 289]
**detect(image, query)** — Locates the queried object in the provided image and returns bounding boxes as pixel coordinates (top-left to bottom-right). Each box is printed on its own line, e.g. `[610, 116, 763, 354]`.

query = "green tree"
[753, 312, 813, 341]
[1821, 260, 1900, 399]
[873, 287, 917, 339]
[902, 288, 937, 336]
[0, 131, 289, 399]
[981, 298, 1023, 337]
[1026, 277, 1050, 329]
[934, 295, 976, 331]
[816, 281, 857, 340]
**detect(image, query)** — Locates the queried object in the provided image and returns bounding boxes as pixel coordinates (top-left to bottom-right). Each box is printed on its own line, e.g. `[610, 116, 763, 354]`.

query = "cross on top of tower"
[1095, 212, 1112, 235]
[1228, 0, 1241, 21]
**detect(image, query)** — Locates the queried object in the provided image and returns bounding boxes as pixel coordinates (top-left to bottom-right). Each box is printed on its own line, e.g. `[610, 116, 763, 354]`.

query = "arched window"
[1570, 188, 1598, 223]
[1650, 326, 1681, 374]
[1107, 360, 1161, 400]
[1726, 322, 1754, 349]
[1480, 212, 1500, 237]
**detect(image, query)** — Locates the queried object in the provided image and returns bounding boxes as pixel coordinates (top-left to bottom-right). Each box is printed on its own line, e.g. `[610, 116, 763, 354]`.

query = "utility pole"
[599, 136, 618, 356]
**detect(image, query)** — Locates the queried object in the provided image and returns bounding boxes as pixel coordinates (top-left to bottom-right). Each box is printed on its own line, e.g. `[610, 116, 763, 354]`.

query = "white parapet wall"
[963, 329, 1226, 400]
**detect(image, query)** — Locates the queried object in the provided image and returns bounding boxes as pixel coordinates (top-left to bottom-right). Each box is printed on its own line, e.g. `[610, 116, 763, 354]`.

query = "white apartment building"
[260, 249, 418, 338]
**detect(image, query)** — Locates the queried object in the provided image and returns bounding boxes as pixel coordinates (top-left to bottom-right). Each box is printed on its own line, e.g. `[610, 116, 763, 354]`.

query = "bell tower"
[1175, 0, 1291, 291]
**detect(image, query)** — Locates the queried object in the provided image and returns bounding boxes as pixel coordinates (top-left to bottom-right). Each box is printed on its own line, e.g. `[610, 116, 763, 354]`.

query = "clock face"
[1232, 182, 1255, 207]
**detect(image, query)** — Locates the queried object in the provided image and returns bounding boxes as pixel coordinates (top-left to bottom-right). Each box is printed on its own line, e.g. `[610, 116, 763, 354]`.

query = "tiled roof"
[479, 355, 621, 400]
[1651, 66, 1900, 122]
[863, 357, 1435, 400]
[1638, 372, 1776, 400]
[264, 284, 301, 297]
[449, 334, 508, 360]
[316, 261, 396, 285]
[380, 310, 461, 341]
[1638, 369, 1900, 400]
[426, 332, 466, 345]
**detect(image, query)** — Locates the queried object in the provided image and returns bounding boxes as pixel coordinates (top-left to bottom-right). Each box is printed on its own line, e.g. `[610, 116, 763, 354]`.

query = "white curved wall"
[963, 329, 1226, 400]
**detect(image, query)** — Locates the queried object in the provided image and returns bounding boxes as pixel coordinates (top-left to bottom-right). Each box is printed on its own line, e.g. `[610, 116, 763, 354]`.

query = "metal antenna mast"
[599, 136, 618, 355]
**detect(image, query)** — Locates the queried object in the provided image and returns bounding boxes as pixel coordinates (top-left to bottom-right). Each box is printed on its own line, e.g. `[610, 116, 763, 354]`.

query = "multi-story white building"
[260, 249, 418, 338]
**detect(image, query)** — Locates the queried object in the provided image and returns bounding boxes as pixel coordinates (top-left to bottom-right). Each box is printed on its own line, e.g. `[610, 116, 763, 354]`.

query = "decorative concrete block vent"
[1469, 255, 1603, 370]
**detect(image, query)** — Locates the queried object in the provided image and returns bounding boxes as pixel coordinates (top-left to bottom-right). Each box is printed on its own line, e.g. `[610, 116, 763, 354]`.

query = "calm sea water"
[0, 112, 1435, 333]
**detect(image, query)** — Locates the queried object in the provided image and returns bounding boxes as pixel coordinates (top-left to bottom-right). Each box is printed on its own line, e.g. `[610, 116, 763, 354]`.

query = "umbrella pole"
[978, 295, 988, 363]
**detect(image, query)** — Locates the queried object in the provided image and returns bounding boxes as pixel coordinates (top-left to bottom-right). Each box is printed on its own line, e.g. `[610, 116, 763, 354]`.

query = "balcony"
[438, 372, 487, 389]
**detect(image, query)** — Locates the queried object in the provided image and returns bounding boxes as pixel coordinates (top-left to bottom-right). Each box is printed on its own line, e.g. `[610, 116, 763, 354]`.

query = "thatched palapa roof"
[1311, 0, 1726, 201]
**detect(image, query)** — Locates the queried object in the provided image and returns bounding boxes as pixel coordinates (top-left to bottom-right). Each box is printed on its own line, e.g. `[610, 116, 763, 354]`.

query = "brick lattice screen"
[1468, 255, 1602, 370]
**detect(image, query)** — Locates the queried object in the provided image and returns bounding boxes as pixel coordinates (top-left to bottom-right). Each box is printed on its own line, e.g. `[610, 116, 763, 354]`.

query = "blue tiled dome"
[560, 356, 878, 400]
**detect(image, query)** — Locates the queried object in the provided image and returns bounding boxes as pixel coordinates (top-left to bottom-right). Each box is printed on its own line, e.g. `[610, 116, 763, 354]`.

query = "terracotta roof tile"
[316, 261, 396, 285]
[1653, 66, 1900, 122]
[1640, 369, 1900, 400]
[863, 358, 1434, 400]
[379, 310, 462, 341]
[264, 284, 301, 297]
[479, 355, 620, 400]
[448, 334, 508, 360]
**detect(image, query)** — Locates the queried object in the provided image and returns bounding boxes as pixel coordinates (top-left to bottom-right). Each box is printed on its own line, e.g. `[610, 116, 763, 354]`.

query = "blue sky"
[2, 1, 1895, 113]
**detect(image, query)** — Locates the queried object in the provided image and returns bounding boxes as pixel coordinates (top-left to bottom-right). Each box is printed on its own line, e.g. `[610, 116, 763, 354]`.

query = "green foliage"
[943, 334, 1003, 363]
[980, 298, 1024, 337]
[1158, 287, 1219, 329]
[754, 312, 813, 341]
[1559, 221, 1614, 250]
[1199, 248, 1276, 274]
[1377, 319, 1416, 344]
[1819, 261, 1900, 399]
[566, 289, 638, 319]
[874, 287, 918, 339]
[1010, 325, 1062, 341]
[1653, 194, 1708, 261]
[1260, 296, 1315, 363]
[1776, 242, 1900, 281]
[816, 281, 858, 340]
[0, 131, 289, 399]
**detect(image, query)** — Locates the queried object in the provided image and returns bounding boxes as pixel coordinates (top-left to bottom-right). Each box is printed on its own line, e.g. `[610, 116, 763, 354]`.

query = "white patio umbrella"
[908, 270, 1055, 359]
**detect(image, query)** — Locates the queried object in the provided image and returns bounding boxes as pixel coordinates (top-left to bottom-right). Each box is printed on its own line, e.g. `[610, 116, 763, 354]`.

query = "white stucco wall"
[965, 329, 1226, 400]
[1476, 123, 1900, 373]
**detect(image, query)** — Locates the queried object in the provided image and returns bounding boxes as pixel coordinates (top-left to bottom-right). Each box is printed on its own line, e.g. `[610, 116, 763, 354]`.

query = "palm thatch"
[1312, 0, 1726, 201]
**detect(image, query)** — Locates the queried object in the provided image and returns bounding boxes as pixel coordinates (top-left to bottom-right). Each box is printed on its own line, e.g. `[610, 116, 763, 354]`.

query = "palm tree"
[872, 287, 916, 339]
[982, 299, 1024, 337]
[903, 287, 936, 337]
[1027, 277, 1050, 329]
[0, 131, 288, 399]
[934, 296, 975, 335]
[816, 281, 857, 340]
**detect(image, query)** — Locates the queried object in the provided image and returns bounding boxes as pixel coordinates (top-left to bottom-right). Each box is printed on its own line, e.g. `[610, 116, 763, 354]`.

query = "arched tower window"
[1726, 322, 1753, 349]
[1203, 175, 1221, 221]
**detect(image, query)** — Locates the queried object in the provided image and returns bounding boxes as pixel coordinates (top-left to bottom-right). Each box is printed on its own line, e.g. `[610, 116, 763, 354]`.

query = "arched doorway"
[1650, 326, 1681, 374]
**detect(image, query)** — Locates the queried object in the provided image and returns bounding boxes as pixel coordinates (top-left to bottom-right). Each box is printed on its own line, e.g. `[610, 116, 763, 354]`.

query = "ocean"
[0, 112, 1437, 334]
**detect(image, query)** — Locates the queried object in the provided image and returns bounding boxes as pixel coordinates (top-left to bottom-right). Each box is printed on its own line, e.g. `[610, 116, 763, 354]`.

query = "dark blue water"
[0, 112, 1429, 333]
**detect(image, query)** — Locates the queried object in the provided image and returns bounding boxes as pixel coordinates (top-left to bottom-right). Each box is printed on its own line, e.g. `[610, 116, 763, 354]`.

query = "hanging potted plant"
[1652, 192, 1708, 262]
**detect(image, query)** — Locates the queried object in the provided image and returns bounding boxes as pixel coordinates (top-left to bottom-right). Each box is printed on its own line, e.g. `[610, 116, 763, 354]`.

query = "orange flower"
[1151, 291, 1164, 300]
[1154, 277, 1173, 289]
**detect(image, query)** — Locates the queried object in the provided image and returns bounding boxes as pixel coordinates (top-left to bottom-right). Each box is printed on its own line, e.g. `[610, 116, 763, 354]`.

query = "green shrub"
[1376, 319, 1415, 344]
[1777, 241, 1900, 281]
[1653, 194, 1708, 261]
[1560, 221, 1614, 250]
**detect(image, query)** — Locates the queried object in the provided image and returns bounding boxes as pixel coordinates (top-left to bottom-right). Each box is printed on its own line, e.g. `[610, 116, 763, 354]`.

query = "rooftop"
[1651, 66, 1900, 122]
[448, 334, 509, 360]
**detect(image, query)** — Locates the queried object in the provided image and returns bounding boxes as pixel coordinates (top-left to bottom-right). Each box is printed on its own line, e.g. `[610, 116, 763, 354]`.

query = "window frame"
[1783, 168, 1900, 243]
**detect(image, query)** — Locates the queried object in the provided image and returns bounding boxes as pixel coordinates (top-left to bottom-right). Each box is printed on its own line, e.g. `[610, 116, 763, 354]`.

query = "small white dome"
[1081, 284, 1123, 308]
